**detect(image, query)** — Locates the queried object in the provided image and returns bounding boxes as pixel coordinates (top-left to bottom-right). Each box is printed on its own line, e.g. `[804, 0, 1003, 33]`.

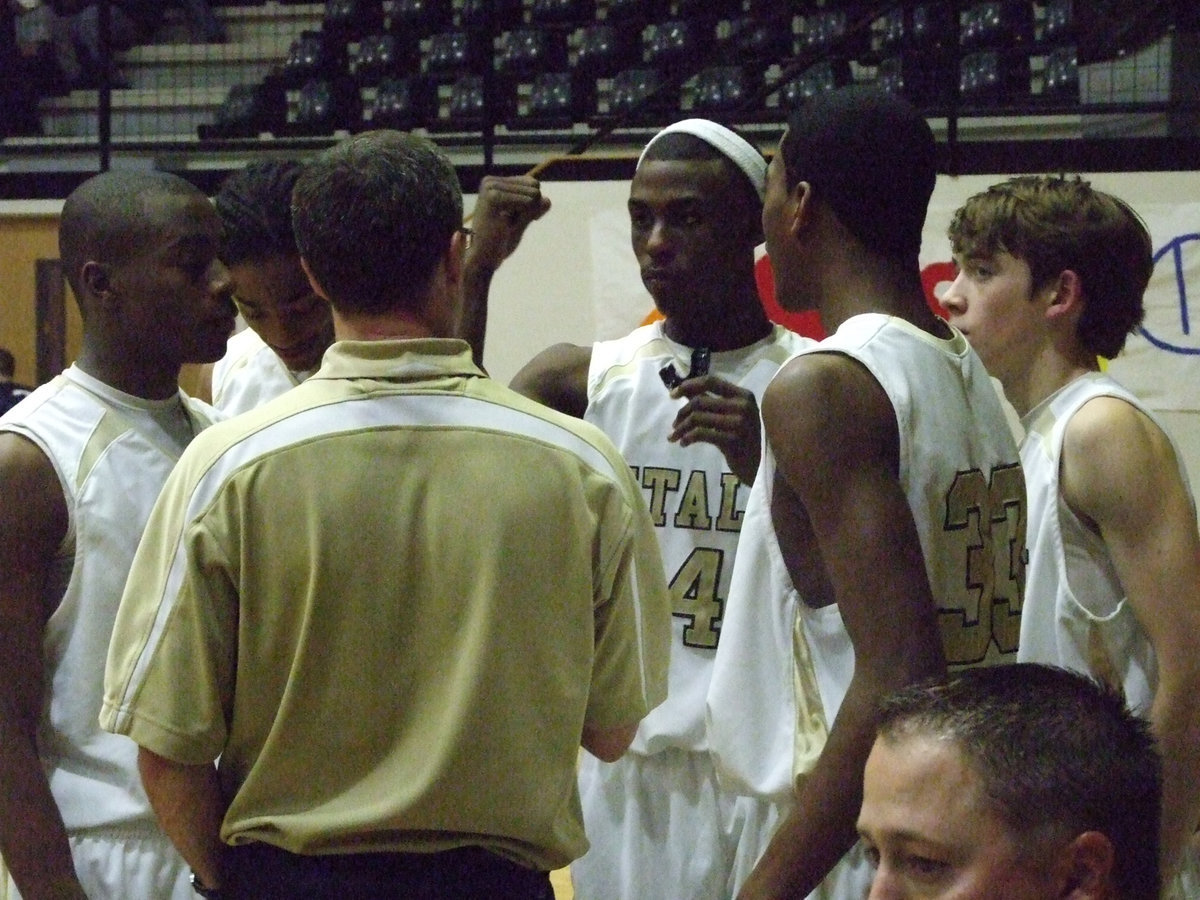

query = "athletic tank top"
[709, 313, 1025, 802]
[586, 321, 811, 754]
[0, 366, 214, 831]
[212, 328, 308, 416]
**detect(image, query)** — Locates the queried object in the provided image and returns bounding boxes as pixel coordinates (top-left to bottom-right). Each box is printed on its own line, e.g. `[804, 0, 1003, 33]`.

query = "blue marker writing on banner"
[1141, 232, 1200, 355]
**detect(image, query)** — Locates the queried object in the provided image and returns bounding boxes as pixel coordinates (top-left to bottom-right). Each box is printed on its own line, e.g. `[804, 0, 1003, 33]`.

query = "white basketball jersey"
[211, 327, 307, 416]
[1017, 372, 1191, 715]
[0, 366, 213, 833]
[709, 313, 1026, 803]
[586, 321, 811, 755]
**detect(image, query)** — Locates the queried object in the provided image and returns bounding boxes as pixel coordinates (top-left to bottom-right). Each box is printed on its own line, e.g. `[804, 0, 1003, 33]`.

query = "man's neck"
[662, 292, 773, 352]
[819, 281, 945, 340]
[1006, 354, 1098, 419]
[812, 245, 946, 339]
[663, 316, 773, 353]
[333, 310, 438, 343]
[74, 346, 180, 401]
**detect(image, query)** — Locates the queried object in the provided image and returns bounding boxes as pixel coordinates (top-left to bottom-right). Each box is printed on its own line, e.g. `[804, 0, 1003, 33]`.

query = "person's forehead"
[955, 246, 1024, 268]
[629, 156, 742, 203]
[134, 192, 220, 247]
[864, 735, 1067, 900]
[230, 255, 312, 308]
[862, 735, 992, 834]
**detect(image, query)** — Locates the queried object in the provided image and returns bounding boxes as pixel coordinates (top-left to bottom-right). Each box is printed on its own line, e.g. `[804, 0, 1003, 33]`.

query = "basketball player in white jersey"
[202, 161, 549, 415]
[0, 171, 236, 898]
[943, 175, 1200, 891]
[510, 120, 812, 898]
[707, 86, 1026, 899]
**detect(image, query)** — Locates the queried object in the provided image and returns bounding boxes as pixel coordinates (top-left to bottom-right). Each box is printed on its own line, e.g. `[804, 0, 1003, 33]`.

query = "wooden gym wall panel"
[0, 213, 79, 389]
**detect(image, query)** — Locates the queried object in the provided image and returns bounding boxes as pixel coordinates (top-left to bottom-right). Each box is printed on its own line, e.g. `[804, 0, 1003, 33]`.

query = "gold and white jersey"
[708, 313, 1025, 806]
[586, 321, 812, 756]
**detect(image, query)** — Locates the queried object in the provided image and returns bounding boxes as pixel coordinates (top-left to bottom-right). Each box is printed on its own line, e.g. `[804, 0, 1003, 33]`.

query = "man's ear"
[445, 227, 466, 289]
[1043, 269, 1083, 322]
[299, 256, 331, 302]
[1056, 831, 1116, 899]
[787, 180, 816, 241]
[79, 261, 112, 304]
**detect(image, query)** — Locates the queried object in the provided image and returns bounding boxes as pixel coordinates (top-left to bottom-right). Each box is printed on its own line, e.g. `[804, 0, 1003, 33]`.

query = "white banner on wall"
[1112, 204, 1200, 412]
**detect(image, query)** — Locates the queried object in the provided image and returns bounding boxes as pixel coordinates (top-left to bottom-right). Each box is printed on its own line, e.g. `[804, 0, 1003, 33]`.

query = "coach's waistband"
[223, 841, 553, 899]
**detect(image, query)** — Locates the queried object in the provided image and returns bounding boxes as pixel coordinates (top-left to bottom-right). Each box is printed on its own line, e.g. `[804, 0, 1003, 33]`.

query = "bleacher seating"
[2, 0, 1128, 150]
[34, 1, 322, 140]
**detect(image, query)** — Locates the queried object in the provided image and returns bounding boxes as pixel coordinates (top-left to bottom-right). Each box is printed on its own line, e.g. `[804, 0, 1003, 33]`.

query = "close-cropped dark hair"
[780, 85, 936, 263]
[947, 175, 1152, 359]
[0, 348, 14, 378]
[291, 130, 462, 316]
[58, 170, 202, 307]
[214, 160, 304, 267]
[877, 664, 1161, 900]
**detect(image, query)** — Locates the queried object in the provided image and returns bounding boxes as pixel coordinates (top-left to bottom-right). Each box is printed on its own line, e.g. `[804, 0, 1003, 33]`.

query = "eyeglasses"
[459, 227, 474, 249]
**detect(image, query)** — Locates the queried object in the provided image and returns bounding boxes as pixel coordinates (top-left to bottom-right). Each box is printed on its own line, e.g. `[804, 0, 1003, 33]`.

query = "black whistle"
[659, 347, 711, 390]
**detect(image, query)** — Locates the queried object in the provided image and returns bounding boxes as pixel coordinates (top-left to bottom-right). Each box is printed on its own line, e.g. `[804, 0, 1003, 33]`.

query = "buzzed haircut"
[215, 160, 304, 267]
[877, 664, 1161, 900]
[641, 129, 765, 211]
[0, 348, 14, 378]
[947, 175, 1152, 359]
[291, 130, 462, 317]
[781, 85, 936, 263]
[59, 170, 204, 303]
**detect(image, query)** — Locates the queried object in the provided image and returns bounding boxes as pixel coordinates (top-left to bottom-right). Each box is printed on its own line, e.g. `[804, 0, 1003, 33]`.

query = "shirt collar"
[310, 338, 483, 384]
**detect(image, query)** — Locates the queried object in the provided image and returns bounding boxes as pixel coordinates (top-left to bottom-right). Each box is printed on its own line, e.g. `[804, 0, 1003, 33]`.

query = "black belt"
[223, 841, 554, 899]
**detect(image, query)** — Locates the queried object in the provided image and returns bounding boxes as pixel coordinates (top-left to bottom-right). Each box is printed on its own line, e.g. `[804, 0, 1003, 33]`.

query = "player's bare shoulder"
[509, 343, 592, 418]
[0, 432, 65, 534]
[763, 351, 895, 469]
[1069, 394, 1167, 459]
[1061, 393, 1180, 525]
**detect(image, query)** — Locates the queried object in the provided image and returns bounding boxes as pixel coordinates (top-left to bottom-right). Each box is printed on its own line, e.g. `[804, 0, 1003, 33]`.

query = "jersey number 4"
[669, 547, 725, 649]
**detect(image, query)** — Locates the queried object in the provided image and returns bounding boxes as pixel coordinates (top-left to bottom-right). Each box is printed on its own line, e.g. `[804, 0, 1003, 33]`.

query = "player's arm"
[1060, 396, 1200, 878]
[508, 343, 592, 419]
[581, 722, 638, 762]
[737, 355, 947, 900]
[458, 175, 551, 368]
[137, 749, 227, 891]
[666, 375, 762, 485]
[0, 434, 85, 899]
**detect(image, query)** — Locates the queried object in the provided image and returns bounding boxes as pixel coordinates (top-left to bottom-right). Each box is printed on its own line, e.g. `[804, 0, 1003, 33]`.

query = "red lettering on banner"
[921, 261, 957, 317]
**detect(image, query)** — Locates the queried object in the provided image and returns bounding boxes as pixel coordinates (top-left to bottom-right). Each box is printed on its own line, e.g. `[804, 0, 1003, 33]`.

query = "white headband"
[636, 118, 767, 201]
